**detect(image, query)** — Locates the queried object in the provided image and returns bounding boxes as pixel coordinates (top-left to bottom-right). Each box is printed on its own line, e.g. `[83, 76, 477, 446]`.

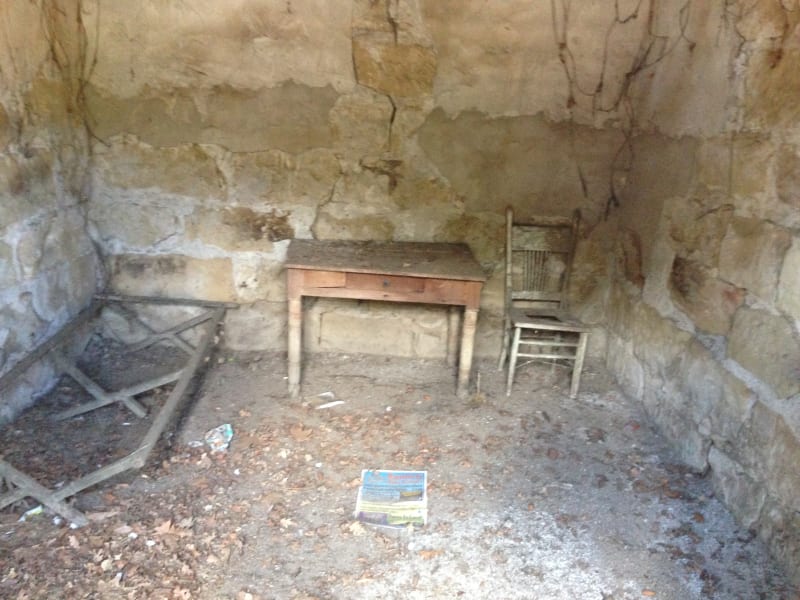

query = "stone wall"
[0, 1, 100, 422]
[2, 0, 797, 583]
[604, 1, 800, 582]
[82, 0, 652, 359]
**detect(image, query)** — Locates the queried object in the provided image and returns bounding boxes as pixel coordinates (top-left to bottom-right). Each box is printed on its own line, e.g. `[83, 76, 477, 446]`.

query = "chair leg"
[505, 326, 522, 396]
[569, 331, 589, 398]
[497, 317, 510, 370]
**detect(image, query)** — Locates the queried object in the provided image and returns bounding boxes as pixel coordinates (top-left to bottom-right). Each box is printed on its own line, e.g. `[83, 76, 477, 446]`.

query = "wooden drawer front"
[303, 270, 346, 288]
[346, 272, 425, 293]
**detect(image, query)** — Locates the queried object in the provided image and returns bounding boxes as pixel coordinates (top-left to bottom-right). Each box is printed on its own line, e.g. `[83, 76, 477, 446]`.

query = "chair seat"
[509, 307, 589, 333]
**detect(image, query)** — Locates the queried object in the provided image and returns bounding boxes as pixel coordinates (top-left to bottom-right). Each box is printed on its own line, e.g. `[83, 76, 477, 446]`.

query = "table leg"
[446, 306, 461, 367]
[569, 331, 589, 399]
[456, 308, 478, 398]
[288, 296, 302, 398]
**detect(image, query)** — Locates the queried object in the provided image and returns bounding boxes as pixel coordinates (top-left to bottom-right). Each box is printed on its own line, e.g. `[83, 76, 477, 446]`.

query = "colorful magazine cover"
[355, 469, 428, 528]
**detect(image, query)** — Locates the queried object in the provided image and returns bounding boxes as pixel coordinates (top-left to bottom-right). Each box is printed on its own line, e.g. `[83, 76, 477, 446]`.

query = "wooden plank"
[126, 310, 215, 353]
[52, 353, 148, 419]
[0, 460, 88, 527]
[96, 293, 239, 309]
[0, 300, 102, 392]
[136, 308, 224, 463]
[53, 368, 184, 421]
[286, 240, 486, 282]
[303, 270, 346, 288]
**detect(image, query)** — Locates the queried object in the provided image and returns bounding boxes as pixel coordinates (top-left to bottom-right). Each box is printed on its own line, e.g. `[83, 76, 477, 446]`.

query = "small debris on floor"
[0, 352, 796, 599]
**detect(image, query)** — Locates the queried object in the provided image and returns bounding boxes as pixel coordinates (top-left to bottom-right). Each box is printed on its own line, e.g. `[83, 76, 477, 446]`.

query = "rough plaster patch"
[84, 0, 355, 95]
[86, 82, 339, 153]
[418, 110, 620, 214]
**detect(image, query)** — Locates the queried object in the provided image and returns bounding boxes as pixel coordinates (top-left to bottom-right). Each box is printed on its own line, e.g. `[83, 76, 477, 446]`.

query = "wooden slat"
[136, 307, 224, 464]
[96, 293, 239, 309]
[0, 461, 88, 527]
[0, 300, 102, 392]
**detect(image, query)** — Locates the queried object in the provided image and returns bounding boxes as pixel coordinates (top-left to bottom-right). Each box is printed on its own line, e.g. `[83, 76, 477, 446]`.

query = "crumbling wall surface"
[83, 0, 658, 358]
[0, 0, 100, 422]
[604, 0, 800, 583]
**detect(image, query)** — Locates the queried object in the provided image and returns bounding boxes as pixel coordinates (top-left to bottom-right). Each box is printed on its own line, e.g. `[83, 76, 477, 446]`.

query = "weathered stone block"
[707, 369, 756, 448]
[728, 307, 800, 398]
[766, 412, 800, 508]
[696, 138, 731, 191]
[315, 303, 416, 356]
[736, 0, 789, 40]
[777, 238, 800, 320]
[108, 254, 235, 302]
[606, 334, 643, 399]
[669, 256, 744, 335]
[330, 88, 394, 157]
[730, 133, 774, 198]
[31, 253, 99, 322]
[311, 171, 397, 241]
[89, 192, 186, 250]
[776, 144, 800, 209]
[758, 498, 800, 587]
[745, 45, 800, 129]
[0, 241, 16, 288]
[223, 300, 286, 352]
[667, 196, 733, 266]
[641, 370, 710, 471]
[94, 141, 224, 199]
[228, 148, 340, 218]
[708, 446, 766, 529]
[14, 214, 51, 279]
[0, 152, 57, 224]
[631, 302, 692, 370]
[188, 207, 292, 252]
[231, 254, 285, 304]
[40, 209, 96, 272]
[718, 217, 792, 301]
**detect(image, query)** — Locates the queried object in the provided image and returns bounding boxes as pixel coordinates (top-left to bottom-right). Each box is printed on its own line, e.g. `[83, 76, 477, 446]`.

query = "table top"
[286, 239, 486, 282]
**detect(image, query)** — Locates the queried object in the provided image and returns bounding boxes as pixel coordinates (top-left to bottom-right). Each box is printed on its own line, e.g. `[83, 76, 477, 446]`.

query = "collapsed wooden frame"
[0, 294, 235, 527]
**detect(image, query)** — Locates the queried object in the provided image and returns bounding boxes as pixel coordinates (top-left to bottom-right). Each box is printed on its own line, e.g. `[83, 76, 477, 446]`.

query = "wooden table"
[285, 240, 486, 398]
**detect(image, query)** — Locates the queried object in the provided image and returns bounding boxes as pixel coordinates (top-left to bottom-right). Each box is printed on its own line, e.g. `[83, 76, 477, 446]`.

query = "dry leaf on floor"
[418, 549, 443, 560]
[289, 424, 313, 442]
[154, 520, 174, 535]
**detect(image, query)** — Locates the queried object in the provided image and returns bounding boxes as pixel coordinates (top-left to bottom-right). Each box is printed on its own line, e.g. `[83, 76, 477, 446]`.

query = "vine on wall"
[549, 0, 693, 219]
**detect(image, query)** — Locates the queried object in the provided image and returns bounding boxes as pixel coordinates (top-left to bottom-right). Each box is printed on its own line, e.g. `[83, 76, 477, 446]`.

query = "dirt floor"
[1, 345, 798, 599]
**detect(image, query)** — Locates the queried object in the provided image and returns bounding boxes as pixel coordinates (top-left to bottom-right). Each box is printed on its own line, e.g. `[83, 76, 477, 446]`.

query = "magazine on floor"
[354, 469, 428, 528]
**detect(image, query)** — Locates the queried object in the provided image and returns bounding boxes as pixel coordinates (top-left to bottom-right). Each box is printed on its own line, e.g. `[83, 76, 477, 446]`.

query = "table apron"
[288, 269, 482, 309]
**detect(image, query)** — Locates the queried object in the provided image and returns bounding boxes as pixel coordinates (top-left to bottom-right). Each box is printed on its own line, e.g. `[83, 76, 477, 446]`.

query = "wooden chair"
[498, 207, 590, 398]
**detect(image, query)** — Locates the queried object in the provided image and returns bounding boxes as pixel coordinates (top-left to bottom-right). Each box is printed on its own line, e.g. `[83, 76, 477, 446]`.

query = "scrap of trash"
[204, 424, 234, 453]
